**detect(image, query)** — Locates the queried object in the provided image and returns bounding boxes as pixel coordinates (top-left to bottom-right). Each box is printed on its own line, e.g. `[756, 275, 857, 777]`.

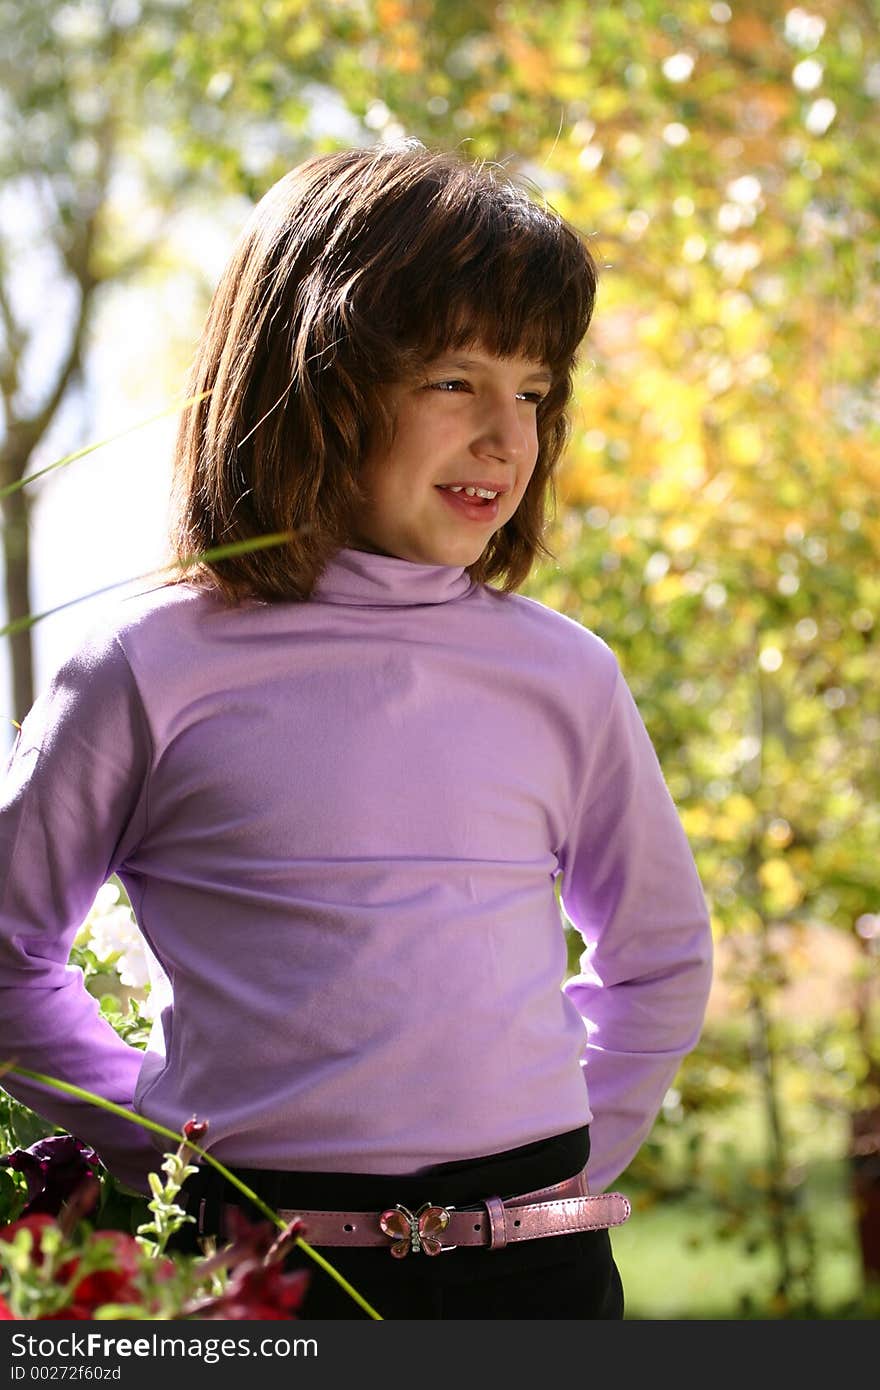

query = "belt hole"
[343, 1223, 354, 1232]
[473, 1223, 480, 1231]
[513, 1219, 521, 1227]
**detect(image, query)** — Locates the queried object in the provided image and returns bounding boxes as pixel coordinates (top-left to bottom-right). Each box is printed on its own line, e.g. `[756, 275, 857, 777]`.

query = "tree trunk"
[749, 987, 796, 1296]
[1, 480, 33, 722]
[851, 1104, 880, 1283]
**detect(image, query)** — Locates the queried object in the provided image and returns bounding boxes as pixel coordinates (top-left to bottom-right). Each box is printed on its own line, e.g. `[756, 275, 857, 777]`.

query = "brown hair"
[171, 142, 599, 600]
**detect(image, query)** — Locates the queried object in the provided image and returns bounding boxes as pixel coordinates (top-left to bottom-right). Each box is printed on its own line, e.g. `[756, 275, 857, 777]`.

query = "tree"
[0, 0, 368, 718]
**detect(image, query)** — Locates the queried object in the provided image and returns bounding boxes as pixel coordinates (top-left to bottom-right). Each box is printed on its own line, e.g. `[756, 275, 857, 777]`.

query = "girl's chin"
[349, 533, 489, 568]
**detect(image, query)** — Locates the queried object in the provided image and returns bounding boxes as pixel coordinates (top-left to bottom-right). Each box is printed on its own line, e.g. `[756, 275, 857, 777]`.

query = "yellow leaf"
[681, 805, 712, 838]
[724, 794, 757, 827]
[726, 423, 764, 466]
[758, 857, 804, 912]
[651, 573, 689, 604]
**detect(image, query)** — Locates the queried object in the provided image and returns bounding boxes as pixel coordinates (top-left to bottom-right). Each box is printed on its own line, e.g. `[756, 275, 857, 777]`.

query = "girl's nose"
[472, 397, 533, 463]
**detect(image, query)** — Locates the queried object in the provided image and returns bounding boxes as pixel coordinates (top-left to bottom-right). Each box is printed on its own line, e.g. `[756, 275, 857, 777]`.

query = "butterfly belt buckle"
[378, 1201, 455, 1258]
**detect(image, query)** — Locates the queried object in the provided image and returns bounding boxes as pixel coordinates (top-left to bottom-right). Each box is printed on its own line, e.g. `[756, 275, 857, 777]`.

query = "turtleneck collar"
[312, 547, 475, 607]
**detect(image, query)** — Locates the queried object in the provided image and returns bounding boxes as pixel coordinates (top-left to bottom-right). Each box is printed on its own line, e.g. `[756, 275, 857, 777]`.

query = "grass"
[612, 1096, 874, 1319]
[614, 1161, 867, 1319]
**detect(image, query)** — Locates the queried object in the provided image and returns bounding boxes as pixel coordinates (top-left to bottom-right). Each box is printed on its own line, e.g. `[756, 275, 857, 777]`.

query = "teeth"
[441, 485, 499, 498]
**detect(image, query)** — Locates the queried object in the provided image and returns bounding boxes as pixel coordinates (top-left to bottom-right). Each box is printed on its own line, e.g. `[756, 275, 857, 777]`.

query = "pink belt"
[271, 1166, 631, 1258]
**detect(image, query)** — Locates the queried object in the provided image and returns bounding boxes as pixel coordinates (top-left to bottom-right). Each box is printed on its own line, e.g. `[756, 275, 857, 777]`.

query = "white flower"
[141, 952, 173, 1020]
[80, 881, 170, 1009]
[87, 905, 142, 963]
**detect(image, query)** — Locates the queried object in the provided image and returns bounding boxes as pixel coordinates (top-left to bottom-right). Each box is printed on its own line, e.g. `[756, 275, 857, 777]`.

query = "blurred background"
[0, 0, 877, 1318]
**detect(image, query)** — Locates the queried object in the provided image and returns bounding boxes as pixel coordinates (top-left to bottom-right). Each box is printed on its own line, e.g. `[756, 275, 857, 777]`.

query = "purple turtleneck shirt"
[0, 548, 712, 1195]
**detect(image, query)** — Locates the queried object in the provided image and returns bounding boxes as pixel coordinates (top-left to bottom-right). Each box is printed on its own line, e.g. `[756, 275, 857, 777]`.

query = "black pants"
[177, 1126, 624, 1320]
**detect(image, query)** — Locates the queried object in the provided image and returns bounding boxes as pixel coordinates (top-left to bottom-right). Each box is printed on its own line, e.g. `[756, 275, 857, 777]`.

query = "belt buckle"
[378, 1201, 456, 1257]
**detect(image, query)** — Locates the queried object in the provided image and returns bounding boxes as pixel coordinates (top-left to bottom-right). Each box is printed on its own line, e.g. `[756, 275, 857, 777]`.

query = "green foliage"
[94, 996, 153, 1052]
[0, 1089, 56, 1156]
[135, 1150, 198, 1260]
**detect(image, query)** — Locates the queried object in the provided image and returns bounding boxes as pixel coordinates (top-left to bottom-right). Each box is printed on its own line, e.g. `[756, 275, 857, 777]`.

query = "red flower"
[0, 1293, 16, 1319]
[0, 1219, 172, 1320]
[185, 1260, 309, 1320]
[0, 1213, 57, 1262]
[51, 1232, 144, 1318]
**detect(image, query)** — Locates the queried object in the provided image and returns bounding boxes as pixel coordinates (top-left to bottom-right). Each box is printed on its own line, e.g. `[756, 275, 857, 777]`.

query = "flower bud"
[181, 1118, 209, 1144]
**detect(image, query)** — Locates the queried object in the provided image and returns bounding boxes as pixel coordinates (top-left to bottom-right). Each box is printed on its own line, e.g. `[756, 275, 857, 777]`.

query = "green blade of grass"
[2, 1062, 383, 1320]
[0, 393, 211, 502]
[0, 532, 295, 640]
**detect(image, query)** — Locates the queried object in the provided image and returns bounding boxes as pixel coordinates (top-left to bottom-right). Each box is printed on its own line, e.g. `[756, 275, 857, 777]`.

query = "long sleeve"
[0, 633, 160, 1192]
[559, 661, 713, 1193]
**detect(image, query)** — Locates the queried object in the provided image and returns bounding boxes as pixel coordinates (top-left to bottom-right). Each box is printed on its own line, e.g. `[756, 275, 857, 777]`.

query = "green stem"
[0, 532, 295, 640]
[0, 393, 212, 502]
[292, 1237, 387, 1320]
[3, 1064, 382, 1320]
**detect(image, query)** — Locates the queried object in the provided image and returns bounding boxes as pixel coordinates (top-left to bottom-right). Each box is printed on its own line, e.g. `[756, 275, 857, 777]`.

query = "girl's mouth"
[435, 486, 501, 523]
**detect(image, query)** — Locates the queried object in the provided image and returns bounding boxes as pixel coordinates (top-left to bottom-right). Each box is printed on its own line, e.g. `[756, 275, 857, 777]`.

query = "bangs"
[342, 155, 598, 382]
[410, 248, 587, 375]
[399, 219, 592, 373]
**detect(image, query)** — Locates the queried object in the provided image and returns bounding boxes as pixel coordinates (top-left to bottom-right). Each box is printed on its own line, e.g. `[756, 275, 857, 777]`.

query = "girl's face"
[351, 346, 552, 568]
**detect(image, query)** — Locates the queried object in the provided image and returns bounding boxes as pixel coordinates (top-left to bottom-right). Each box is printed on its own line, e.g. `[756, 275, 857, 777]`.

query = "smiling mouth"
[435, 486, 502, 522]
[436, 483, 497, 500]
[436, 482, 509, 500]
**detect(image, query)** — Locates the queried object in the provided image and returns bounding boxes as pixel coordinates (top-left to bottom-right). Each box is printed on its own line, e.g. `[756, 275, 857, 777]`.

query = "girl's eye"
[428, 381, 547, 403]
[429, 379, 470, 393]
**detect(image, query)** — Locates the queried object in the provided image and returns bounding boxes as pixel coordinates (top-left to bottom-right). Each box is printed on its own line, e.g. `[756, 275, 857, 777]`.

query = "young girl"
[0, 143, 713, 1320]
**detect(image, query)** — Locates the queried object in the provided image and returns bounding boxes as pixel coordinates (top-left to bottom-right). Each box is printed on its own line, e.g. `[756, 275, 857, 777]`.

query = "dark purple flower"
[0, 1136, 101, 1217]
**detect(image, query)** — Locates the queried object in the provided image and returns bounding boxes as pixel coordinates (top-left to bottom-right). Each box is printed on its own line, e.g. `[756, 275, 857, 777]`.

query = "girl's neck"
[312, 546, 474, 607]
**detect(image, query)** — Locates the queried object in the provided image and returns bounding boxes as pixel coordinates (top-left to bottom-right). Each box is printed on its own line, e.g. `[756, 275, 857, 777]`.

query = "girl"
[0, 143, 713, 1320]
